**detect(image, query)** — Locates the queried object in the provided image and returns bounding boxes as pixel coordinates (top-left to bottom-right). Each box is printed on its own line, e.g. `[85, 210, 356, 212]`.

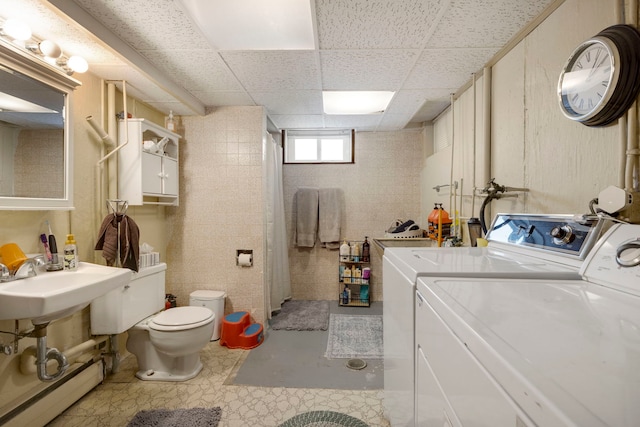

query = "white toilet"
[90, 263, 215, 381]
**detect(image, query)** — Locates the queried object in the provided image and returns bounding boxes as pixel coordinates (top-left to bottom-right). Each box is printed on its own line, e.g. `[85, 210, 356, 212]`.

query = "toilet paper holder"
[236, 249, 253, 267]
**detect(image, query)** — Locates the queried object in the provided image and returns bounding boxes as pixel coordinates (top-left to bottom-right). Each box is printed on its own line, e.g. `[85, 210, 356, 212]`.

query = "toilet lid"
[149, 306, 214, 332]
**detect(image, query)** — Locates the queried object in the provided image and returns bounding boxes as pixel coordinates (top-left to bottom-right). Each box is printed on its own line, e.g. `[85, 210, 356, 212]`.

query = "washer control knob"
[551, 225, 574, 244]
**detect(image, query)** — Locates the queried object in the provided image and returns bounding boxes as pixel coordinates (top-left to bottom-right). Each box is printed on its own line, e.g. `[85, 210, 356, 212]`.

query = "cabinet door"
[162, 157, 178, 196]
[141, 152, 162, 194]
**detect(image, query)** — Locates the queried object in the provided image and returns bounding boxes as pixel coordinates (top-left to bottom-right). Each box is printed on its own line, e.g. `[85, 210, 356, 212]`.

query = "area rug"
[278, 410, 369, 427]
[325, 314, 383, 359]
[270, 300, 330, 331]
[127, 407, 221, 426]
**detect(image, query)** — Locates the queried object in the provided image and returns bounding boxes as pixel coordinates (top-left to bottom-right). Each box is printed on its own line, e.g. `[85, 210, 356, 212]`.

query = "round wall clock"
[557, 24, 640, 127]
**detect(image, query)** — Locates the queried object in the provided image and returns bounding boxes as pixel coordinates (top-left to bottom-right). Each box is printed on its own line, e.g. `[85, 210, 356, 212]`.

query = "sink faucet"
[0, 259, 39, 282]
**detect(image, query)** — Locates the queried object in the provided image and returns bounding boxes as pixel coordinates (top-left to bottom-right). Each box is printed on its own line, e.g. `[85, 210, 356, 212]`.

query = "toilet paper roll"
[238, 253, 252, 267]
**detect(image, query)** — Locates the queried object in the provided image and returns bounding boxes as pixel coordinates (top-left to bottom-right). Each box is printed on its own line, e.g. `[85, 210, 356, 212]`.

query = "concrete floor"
[229, 301, 383, 390]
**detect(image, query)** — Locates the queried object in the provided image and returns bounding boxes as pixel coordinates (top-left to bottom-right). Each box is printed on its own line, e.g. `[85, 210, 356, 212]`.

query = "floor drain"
[346, 358, 367, 370]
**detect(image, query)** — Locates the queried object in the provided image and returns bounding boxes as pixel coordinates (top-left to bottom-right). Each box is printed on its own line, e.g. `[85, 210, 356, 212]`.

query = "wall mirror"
[0, 38, 80, 210]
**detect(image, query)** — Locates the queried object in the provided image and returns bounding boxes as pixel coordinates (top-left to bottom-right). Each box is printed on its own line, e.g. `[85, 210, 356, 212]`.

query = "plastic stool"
[219, 311, 264, 349]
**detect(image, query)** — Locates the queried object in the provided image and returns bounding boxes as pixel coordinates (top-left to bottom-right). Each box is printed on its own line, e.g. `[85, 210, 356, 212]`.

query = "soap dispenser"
[63, 234, 78, 271]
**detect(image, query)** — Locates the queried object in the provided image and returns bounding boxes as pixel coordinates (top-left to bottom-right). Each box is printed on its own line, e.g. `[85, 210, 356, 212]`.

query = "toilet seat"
[149, 306, 214, 332]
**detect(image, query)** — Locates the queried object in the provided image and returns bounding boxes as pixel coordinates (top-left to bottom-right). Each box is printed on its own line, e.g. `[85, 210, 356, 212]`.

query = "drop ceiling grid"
[190, 91, 256, 108]
[404, 47, 499, 89]
[269, 115, 325, 130]
[220, 51, 322, 91]
[139, 49, 244, 92]
[251, 91, 324, 115]
[74, 0, 211, 51]
[314, 0, 449, 49]
[319, 50, 420, 90]
[425, 0, 556, 48]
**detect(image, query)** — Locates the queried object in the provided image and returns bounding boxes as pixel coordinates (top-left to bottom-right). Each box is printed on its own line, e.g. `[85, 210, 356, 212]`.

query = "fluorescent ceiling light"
[323, 91, 395, 115]
[179, 0, 315, 50]
[0, 92, 58, 113]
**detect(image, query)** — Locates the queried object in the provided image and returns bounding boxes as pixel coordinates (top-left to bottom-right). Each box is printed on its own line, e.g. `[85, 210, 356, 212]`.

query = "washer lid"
[151, 306, 213, 328]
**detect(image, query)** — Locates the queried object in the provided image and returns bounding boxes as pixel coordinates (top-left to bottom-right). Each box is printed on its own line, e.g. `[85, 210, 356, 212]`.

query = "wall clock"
[557, 24, 640, 127]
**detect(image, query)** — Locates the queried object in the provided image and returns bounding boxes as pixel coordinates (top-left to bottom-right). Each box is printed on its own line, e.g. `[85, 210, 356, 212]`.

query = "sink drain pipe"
[32, 324, 69, 382]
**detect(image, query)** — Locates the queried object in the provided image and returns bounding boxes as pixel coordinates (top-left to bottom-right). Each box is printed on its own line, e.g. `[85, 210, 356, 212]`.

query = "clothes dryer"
[415, 223, 640, 426]
[383, 213, 608, 426]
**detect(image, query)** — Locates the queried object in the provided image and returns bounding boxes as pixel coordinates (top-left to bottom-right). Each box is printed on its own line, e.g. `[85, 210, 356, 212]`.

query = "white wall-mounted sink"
[0, 262, 132, 325]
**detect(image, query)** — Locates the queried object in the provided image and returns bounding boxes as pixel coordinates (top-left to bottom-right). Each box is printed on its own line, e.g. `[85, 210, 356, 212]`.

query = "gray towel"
[319, 188, 342, 249]
[294, 188, 318, 247]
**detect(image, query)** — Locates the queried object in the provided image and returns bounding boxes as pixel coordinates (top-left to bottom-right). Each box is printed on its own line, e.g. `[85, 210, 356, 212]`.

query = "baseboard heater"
[0, 358, 104, 427]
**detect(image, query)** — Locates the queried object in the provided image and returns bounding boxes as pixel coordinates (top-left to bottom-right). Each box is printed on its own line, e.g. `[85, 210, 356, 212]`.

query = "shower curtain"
[264, 133, 291, 318]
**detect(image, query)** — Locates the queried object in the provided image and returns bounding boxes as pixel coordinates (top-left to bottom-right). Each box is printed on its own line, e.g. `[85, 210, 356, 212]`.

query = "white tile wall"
[283, 130, 424, 301]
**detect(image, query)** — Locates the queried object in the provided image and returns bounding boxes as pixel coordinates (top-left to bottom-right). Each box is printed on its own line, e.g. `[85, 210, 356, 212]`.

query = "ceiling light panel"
[179, 0, 315, 50]
[323, 91, 395, 115]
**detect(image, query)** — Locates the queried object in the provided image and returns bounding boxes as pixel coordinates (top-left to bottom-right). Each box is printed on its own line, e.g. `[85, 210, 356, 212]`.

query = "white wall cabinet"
[118, 119, 180, 206]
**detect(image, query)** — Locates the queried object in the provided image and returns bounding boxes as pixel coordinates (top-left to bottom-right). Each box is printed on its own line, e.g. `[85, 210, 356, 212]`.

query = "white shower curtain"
[264, 133, 291, 318]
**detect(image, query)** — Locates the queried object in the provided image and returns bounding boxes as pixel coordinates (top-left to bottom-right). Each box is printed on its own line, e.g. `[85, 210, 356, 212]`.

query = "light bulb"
[67, 56, 88, 73]
[39, 40, 62, 58]
[2, 19, 32, 41]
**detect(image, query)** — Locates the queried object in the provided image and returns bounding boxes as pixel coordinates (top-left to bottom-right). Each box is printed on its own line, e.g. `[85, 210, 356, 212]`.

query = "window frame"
[283, 129, 355, 164]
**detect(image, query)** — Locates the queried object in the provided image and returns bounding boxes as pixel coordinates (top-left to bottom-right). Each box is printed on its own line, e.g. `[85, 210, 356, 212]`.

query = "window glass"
[284, 130, 354, 164]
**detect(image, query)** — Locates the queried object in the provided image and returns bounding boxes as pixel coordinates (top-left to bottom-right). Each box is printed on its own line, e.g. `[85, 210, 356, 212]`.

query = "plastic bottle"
[340, 240, 350, 262]
[166, 110, 176, 132]
[351, 242, 360, 262]
[362, 236, 370, 262]
[63, 234, 78, 271]
[343, 266, 352, 284]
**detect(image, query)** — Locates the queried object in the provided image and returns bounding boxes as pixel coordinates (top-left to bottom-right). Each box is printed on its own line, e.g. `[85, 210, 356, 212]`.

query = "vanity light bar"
[0, 17, 88, 75]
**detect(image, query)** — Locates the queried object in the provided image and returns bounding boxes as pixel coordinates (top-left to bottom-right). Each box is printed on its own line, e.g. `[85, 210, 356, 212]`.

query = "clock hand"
[586, 48, 601, 80]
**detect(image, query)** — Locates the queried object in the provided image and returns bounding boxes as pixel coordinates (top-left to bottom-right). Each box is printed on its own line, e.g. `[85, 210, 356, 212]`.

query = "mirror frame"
[0, 37, 81, 210]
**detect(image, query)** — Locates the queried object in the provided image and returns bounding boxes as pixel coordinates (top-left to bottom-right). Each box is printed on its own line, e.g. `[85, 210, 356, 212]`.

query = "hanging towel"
[318, 188, 343, 249]
[95, 213, 141, 271]
[294, 187, 319, 247]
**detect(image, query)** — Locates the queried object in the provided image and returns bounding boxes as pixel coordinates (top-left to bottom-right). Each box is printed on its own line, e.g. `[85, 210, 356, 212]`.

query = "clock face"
[558, 37, 618, 121]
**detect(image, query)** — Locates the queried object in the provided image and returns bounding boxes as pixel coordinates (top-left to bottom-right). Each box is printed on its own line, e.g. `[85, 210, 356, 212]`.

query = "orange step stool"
[219, 311, 264, 349]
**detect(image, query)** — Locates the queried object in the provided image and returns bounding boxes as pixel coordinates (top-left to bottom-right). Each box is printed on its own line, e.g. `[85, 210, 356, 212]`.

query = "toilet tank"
[90, 263, 167, 335]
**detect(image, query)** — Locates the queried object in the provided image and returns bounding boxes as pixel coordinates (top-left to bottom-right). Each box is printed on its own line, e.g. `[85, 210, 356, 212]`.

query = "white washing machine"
[415, 223, 640, 426]
[383, 213, 608, 427]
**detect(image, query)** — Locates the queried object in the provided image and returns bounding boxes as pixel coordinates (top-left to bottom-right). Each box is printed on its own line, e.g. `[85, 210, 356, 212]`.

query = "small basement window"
[283, 129, 354, 164]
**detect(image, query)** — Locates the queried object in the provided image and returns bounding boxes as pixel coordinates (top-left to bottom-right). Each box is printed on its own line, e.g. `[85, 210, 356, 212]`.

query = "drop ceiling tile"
[411, 98, 452, 122]
[140, 49, 244, 92]
[315, 0, 448, 49]
[269, 115, 325, 129]
[377, 114, 412, 130]
[74, 0, 210, 50]
[190, 91, 255, 106]
[385, 88, 455, 116]
[404, 48, 497, 89]
[321, 50, 419, 90]
[324, 114, 382, 130]
[221, 51, 321, 91]
[251, 91, 323, 115]
[427, 0, 555, 48]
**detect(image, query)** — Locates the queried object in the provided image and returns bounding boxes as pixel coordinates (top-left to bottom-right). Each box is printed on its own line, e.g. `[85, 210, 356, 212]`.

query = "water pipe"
[20, 334, 109, 378]
[30, 324, 68, 382]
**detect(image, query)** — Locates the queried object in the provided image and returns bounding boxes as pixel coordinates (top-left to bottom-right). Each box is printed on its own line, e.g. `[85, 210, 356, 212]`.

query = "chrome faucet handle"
[0, 263, 9, 282]
[14, 260, 37, 279]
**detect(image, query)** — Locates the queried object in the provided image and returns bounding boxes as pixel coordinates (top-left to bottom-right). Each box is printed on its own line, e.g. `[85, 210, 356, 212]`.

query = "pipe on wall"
[482, 66, 492, 216]
[20, 335, 108, 377]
